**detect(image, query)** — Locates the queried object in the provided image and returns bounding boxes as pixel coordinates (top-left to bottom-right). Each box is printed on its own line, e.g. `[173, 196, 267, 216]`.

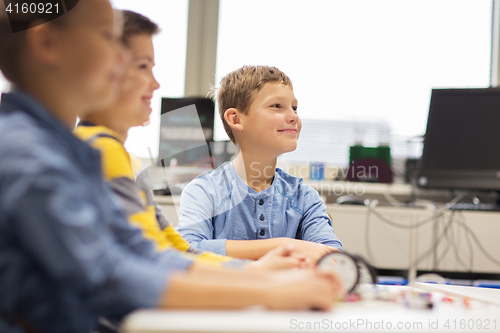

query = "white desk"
[414, 282, 500, 306]
[121, 285, 500, 333]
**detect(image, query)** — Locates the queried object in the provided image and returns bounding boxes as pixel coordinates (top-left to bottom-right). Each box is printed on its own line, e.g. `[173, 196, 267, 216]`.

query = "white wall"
[0, 72, 9, 97]
[215, 0, 492, 141]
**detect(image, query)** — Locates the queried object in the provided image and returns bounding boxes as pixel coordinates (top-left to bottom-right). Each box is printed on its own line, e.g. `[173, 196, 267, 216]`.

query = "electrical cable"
[434, 215, 452, 269]
[431, 215, 438, 269]
[383, 191, 405, 207]
[423, 209, 499, 269]
[458, 211, 474, 271]
[413, 214, 454, 268]
[457, 214, 500, 268]
[363, 190, 500, 271]
[364, 207, 374, 262]
[364, 191, 468, 230]
[447, 211, 470, 272]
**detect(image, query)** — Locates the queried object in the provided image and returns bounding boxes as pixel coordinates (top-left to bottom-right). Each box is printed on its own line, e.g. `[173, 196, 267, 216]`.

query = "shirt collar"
[0, 89, 98, 161]
[228, 161, 276, 198]
[76, 120, 125, 144]
[1, 88, 69, 130]
[78, 120, 97, 127]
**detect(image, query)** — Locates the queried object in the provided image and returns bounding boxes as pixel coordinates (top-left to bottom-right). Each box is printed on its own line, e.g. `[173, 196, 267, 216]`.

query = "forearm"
[225, 238, 289, 259]
[303, 233, 343, 252]
[190, 262, 273, 280]
[159, 270, 268, 309]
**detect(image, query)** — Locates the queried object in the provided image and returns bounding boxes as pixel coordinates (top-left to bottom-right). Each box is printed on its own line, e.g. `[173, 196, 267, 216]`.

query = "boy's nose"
[287, 109, 299, 123]
[152, 75, 160, 90]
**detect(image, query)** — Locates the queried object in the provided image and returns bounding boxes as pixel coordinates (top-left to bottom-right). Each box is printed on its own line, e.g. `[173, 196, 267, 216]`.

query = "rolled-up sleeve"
[298, 185, 343, 251]
[176, 180, 227, 255]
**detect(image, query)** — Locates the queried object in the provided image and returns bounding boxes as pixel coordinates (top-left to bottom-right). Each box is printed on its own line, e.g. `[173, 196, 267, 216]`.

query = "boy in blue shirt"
[177, 66, 343, 263]
[0, 4, 341, 333]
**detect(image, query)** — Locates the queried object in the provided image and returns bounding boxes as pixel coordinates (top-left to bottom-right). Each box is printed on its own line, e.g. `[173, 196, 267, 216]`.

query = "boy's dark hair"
[0, 7, 25, 83]
[0, 2, 71, 84]
[210, 65, 293, 144]
[121, 10, 159, 46]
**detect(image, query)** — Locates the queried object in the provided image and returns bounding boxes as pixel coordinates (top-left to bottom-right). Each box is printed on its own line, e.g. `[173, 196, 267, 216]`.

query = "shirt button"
[259, 199, 264, 205]
[259, 214, 265, 221]
[260, 229, 265, 236]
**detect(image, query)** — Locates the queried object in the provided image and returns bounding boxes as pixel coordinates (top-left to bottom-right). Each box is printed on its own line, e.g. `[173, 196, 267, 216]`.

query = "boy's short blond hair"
[213, 65, 293, 143]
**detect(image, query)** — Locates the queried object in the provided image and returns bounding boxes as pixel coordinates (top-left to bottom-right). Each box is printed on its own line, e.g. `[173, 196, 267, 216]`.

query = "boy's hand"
[225, 238, 340, 262]
[280, 238, 341, 264]
[264, 268, 343, 311]
[247, 245, 312, 270]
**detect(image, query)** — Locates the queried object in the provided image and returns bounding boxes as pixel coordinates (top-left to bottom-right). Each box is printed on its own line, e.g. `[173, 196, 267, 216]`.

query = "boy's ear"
[25, 22, 61, 67]
[224, 108, 244, 131]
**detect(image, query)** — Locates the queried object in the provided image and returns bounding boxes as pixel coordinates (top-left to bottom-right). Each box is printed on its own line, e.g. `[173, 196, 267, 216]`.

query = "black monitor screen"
[419, 88, 500, 190]
[158, 97, 215, 166]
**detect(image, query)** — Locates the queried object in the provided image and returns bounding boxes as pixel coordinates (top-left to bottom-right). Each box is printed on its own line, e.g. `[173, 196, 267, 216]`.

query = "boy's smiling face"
[112, 33, 160, 129]
[127, 34, 160, 126]
[238, 82, 301, 155]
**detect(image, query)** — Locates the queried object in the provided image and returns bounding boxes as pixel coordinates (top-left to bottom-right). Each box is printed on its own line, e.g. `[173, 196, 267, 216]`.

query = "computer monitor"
[418, 88, 500, 191]
[158, 97, 237, 169]
[158, 97, 215, 167]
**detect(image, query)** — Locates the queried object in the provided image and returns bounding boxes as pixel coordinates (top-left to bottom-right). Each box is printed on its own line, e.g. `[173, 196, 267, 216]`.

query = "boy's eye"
[292, 106, 298, 112]
[271, 104, 281, 108]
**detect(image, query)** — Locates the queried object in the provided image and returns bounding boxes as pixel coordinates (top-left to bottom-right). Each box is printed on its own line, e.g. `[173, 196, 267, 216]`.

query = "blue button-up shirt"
[176, 162, 343, 255]
[0, 90, 193, 333]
